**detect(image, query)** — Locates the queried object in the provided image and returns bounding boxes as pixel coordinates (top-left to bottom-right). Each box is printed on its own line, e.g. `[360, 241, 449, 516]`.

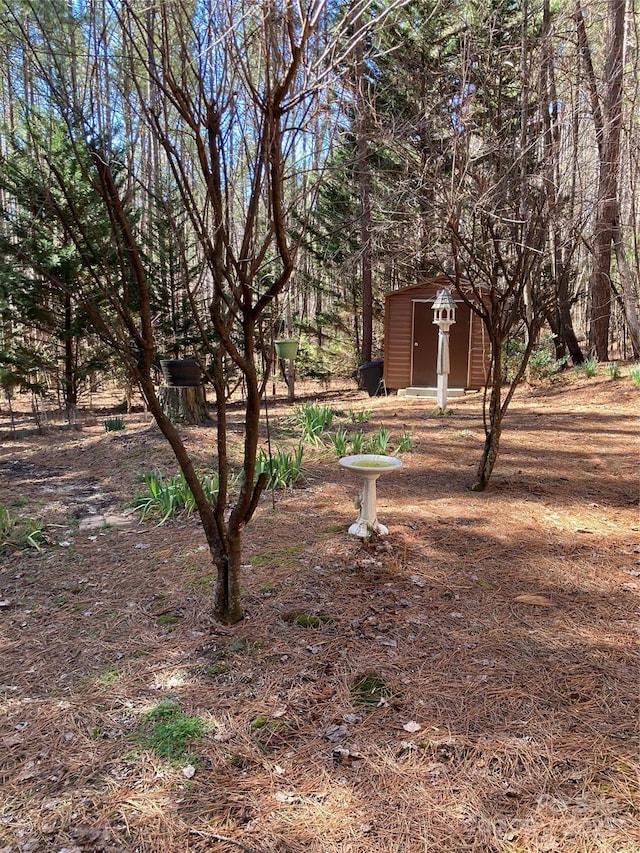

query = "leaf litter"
[0, 374, 638, 852]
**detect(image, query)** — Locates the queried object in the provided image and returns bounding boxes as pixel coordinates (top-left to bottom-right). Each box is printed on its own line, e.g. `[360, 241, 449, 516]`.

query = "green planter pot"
[275, 339, 299, 359]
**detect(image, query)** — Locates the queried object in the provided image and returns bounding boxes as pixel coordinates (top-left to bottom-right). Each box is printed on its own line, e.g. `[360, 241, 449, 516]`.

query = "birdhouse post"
[432, 289, 457, 411]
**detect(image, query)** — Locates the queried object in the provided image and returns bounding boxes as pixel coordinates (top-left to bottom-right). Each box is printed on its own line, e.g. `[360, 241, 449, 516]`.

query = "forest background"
[1, 0, 639, 401]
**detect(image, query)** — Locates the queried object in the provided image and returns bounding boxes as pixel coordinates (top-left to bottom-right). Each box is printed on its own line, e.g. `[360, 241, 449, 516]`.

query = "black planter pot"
[160, 358, 202, 387]
[359, 359, 384, 396]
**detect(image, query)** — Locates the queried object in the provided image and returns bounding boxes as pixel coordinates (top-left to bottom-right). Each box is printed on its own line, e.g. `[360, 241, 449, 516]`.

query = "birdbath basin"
[338, 454, 403, 538]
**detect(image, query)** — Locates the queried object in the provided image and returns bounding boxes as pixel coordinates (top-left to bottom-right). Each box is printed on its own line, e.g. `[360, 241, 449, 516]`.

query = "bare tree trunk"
[215, 537, 243, 625]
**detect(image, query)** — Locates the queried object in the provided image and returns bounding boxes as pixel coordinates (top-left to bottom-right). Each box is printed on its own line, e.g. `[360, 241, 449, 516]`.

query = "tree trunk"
[472, 424, 502, 492]
[542, 0, 584, 365]
[613, 224, 640, 357]
[214, 533, 243, 625]
[557, 269, 585, 364]
[544, 306, 566, 361]
[355, 36, 373, 366]
[63, 290, 77, 422]
[157, 384, 209, 424]
[586, 0, 626, 360]
[471, 344, 503, 491]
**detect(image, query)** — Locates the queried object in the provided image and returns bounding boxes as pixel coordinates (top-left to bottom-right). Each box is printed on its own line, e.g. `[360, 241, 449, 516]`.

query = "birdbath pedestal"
[338, 454, 402, 538]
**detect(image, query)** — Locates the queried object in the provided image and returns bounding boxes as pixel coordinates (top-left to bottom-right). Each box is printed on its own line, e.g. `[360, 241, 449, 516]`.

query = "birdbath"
[338, 454, 403, 538]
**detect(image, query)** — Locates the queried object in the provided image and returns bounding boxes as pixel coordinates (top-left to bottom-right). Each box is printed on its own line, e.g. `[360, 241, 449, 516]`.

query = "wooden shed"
[383, 279, 488, 394]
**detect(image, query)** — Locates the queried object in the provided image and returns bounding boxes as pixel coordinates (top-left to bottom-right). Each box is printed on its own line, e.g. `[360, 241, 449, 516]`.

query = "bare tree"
[446, 192, 549, 491]
[434, 0, 551, 490]
[1, 0, 408, 623]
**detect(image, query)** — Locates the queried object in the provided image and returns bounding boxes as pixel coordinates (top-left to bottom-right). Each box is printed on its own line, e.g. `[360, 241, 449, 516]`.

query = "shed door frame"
[410, 298, 471, 387]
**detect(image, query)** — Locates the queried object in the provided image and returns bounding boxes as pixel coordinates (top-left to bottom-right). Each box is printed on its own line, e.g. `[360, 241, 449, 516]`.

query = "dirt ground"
[0, 370, 638, 853]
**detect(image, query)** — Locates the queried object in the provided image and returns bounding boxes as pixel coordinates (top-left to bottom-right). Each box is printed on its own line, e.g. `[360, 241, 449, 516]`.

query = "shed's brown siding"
[383, 279, 488, 391]
[383, 284, 434, 390]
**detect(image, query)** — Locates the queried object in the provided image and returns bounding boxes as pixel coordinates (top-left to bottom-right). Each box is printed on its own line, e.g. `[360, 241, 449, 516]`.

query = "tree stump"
[157, 384, 210, 425]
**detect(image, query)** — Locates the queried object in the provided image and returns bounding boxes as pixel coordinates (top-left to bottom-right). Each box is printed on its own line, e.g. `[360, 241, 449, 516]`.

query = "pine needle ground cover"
[0, 373, 638, 853]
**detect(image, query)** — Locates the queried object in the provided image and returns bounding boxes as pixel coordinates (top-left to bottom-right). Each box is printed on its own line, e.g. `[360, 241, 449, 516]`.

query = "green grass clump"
[128, 469, 222, 523]
[350, 430, 364, 454]
[293, 402, 334, 444]
[0, 504, 45, 553]
[365, 423, 391, 454]
[582, 357, 598, 378]
[329, 426, 349, 458]
[255, 445, 303, 489]
[395, 431, 412, 453]
[629, 364, 640, 387]
[285, 610, 334, 628]
[206, 662, 230, 676]
[347, 408, 371, 424]
[96, 667, 120, 687]
[331, 423, 410, 458]
[155, 613, 183, 627]
[453, 429, 473, 439]
[140, 699, 206, 761]
[104, 416, 125, 432]
[351, 673, 394, 708]
[605, 361, 620, 380]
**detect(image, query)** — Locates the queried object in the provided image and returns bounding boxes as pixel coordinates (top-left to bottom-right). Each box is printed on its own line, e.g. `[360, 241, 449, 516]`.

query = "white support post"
[432, 290, 457, 412]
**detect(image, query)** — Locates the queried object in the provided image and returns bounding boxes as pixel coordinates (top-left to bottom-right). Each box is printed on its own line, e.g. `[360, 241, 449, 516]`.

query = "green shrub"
[0, 504, 45, 553]
[295, 338, 355, 382]
[582, 358, 598, 378]
[104, 416, 125, 432]
[629, 364, 640, 387]
[507, 334, 565, 381]
[527, 349, 566, 380]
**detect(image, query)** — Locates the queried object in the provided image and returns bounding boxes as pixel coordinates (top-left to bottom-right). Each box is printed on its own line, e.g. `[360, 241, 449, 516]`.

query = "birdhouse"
[432, 289, 457, 331]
